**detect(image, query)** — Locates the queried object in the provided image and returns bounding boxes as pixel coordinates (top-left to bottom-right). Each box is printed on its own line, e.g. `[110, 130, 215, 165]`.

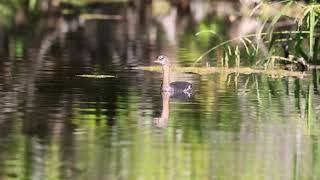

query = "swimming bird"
[154, 55, 192, 96]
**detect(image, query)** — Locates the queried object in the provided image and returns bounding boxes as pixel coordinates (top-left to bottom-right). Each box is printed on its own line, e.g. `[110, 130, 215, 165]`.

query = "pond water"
[0, 1, 320, 180]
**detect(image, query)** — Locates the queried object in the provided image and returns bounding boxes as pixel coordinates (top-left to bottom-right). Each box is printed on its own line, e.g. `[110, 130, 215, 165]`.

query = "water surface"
[0, 2, 319, 180]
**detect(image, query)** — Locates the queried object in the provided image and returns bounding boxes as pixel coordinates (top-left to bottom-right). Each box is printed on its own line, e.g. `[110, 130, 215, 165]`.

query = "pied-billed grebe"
[154, 55, 192, 94]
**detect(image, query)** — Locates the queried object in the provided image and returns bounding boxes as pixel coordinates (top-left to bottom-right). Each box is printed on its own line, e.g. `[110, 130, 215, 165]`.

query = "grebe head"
[154, 55, 169, 66]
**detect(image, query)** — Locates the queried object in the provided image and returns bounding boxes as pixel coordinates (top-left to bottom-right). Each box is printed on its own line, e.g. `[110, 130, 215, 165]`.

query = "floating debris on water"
[76, 74, 116, 78]
[135, 66, 306, 78]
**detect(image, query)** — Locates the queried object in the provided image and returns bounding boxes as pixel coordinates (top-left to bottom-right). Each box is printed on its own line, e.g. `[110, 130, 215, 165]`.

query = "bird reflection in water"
[154, 89, 192, 128]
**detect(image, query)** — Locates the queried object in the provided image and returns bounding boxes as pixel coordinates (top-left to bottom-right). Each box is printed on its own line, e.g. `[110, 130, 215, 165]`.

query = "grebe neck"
[162, 65, 171, 91]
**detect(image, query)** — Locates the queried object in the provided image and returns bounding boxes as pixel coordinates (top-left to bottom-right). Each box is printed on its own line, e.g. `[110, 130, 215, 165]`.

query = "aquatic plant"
[195, 0, 319, 69]
[307, 83, 314, 133]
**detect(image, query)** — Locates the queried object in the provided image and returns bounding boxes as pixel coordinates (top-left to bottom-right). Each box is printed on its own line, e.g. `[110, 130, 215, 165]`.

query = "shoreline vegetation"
[193, 1, 319, 70]
[0, 0, 318, 72]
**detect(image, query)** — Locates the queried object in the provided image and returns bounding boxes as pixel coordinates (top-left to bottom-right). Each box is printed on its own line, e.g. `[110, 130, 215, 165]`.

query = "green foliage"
[61, 0, 128, 6]
[300, 5, 319, 59]
[0, 1, 16, 26]
[0, 0, 42, 27]
[196, 22, 218, 45]
[196, 0, 320, 69]
[270, 0, 293, 29]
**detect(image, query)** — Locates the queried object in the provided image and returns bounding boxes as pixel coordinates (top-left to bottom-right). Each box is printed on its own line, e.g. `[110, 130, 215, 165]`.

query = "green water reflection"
[1, 72, 320, 180]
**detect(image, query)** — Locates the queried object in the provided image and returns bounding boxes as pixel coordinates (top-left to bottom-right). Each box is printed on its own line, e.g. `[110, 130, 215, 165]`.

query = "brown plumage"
[154, 55, 192, 95]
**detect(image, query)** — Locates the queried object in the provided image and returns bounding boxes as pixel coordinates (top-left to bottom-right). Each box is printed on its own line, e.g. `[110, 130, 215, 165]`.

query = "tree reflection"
[0, 0, 319, 180]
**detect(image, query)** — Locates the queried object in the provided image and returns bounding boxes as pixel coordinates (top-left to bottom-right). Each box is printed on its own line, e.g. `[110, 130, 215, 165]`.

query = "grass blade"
[270, 1, 293, 27]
